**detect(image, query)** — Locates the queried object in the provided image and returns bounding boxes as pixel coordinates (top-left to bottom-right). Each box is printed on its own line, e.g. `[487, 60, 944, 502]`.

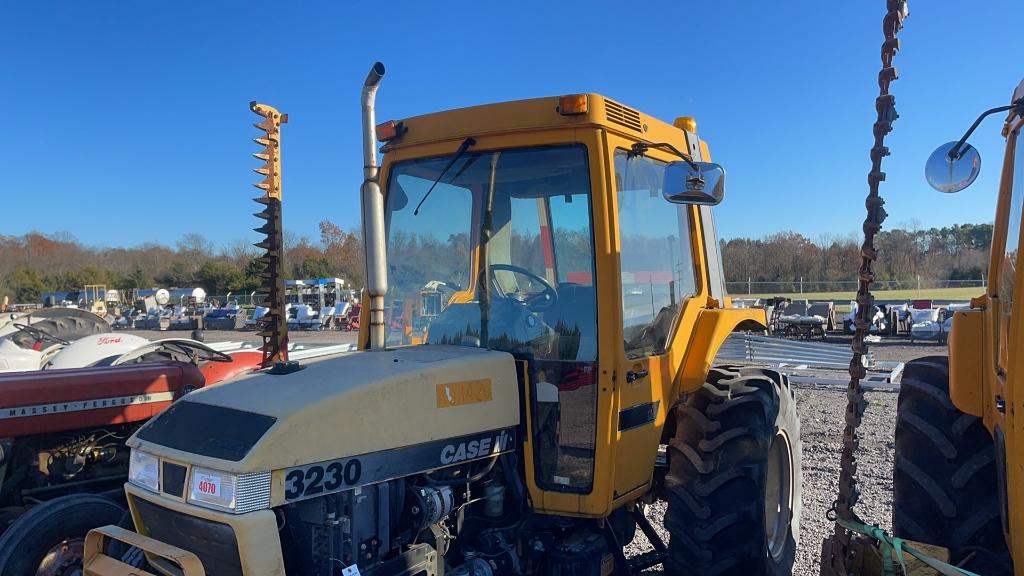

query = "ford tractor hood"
[129, 345, 520, 474]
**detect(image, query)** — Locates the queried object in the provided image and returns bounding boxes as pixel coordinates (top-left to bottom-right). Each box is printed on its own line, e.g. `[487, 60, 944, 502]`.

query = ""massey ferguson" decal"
[0, 392, 176, 420]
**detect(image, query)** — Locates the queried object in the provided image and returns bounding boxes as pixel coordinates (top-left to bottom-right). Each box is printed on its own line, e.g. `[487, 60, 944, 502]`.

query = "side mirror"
[925, 141, 981, 193]
[663, 161, 725, 206]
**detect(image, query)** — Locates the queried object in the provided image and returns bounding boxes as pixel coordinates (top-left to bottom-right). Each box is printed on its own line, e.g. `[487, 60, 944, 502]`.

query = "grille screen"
[605, 99, 643, 132]
[235, 470, 272, 514]
[134, 496, 243, 576]
[162, 461, 186, 497]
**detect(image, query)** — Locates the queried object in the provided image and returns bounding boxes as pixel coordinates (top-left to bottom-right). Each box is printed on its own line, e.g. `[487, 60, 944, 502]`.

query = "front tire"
[0, 494, 125, 576]
[893, 356, 1012, 575]
[664, 366, 802, 576]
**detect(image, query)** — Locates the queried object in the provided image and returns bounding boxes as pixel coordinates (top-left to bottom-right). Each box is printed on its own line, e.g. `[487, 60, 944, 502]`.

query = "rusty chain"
[820, 1, 909, 574]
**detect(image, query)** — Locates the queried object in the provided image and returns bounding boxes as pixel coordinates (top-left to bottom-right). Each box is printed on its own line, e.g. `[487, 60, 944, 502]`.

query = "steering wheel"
[488, 264, 558, 311]
[13, 323, 71, 345]
[163, 341, 233, 364]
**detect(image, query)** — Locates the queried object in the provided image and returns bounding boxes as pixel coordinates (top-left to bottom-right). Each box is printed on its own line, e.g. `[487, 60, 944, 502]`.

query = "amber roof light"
[558, 94, 588, 116]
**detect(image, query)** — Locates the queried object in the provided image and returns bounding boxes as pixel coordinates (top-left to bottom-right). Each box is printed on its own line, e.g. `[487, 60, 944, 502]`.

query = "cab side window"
[614, 150, 698, 358]
[999, 128, 1023, 371]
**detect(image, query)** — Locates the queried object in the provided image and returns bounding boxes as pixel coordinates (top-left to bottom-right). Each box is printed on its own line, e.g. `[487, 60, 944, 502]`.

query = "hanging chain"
[821, 1, 908, 573]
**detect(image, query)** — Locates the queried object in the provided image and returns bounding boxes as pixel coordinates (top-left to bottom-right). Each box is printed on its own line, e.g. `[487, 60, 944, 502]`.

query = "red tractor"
[0, 350, 264, 575]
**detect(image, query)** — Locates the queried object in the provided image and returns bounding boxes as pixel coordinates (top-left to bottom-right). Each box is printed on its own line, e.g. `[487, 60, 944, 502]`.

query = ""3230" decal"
[284, 459, 362, 501]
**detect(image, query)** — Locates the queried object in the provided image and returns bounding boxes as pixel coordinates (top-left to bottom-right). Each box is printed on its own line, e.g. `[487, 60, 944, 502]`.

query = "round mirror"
[925, 141, 981, 193]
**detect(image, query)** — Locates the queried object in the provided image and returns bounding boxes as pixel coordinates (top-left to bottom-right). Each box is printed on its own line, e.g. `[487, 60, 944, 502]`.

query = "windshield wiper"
[413, 137, 476, 215]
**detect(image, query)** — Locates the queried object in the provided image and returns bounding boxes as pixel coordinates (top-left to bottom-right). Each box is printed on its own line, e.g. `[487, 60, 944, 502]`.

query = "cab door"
[606, 137, 704, 500]
[993, 115, 1024, 563]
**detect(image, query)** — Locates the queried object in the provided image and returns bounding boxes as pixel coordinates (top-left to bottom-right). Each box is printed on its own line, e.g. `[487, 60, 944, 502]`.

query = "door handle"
[626, 369, 649, 383]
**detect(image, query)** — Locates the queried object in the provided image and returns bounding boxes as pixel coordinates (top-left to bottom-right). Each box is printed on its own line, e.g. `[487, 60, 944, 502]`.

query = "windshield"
[384, 145, 597, 362]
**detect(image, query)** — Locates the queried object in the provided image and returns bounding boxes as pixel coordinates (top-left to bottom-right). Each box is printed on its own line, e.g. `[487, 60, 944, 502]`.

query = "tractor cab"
[364, 91, 752, 512]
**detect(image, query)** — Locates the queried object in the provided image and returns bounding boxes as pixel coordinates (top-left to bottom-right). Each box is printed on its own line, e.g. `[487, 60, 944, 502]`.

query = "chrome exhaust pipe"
[360, 62, 387, 350]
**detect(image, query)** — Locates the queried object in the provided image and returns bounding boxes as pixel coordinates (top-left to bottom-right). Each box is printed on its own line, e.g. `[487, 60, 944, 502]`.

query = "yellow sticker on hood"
[436, 379, 493, 408]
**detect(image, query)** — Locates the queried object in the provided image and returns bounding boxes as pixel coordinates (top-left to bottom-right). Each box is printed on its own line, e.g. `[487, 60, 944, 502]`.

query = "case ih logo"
[96, 336, 124, 345]
[440, 430, 512, 465]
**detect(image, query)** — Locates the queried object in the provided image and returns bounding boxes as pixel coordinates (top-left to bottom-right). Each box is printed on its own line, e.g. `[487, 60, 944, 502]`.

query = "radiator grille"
[161, 461, 186, 497]
[605, 99, 643, 132]
[134, 496, 243, 576]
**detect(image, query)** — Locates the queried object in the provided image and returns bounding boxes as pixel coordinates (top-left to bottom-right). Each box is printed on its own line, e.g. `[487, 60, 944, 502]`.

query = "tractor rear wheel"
[664, 365, 802, 576]
[893, 356, 1013, 575]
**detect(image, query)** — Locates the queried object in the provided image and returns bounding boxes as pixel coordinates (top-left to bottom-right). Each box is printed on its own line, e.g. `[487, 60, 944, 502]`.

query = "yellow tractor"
[887, 80, 1024, 575]
[82, 63, 802, 576]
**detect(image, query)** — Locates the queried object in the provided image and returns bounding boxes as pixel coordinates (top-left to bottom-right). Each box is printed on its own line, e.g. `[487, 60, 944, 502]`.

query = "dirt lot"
[127, 328, 945, 575]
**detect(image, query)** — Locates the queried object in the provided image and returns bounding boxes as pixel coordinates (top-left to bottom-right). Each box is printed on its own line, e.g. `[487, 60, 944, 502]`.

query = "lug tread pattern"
[663, 366, 801, 576]
[892, 356, 1012, 574]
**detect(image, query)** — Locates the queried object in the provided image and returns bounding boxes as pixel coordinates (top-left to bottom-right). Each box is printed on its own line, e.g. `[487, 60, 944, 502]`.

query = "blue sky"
[2, 2, 1020, 250]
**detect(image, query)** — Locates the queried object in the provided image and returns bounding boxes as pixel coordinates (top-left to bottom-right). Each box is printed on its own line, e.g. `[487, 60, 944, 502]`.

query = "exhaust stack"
[361, 62, 387, 350]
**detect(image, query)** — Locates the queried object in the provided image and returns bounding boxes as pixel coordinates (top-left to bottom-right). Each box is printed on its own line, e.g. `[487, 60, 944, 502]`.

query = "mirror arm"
[630, 142, 699, 171]
[948, 98, 1024, 161]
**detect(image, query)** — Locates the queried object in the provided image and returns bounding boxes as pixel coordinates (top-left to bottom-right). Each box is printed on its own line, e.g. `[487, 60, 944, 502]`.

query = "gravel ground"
[624, 384, 899, 576]
[128, 328, 944, 575]
[625, 337, 946, 575]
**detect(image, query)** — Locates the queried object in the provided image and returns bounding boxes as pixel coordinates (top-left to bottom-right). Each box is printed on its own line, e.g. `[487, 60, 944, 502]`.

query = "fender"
[676, 306, 767, 398]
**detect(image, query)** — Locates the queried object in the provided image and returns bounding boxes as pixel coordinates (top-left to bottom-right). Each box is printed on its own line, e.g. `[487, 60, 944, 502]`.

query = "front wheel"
[0, 494, 125, 576]
[664, 365, 802, 576]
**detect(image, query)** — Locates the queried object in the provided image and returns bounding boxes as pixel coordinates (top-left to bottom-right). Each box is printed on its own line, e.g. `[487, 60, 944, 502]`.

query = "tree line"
[720, 223, 992, 291]
[0, 219, 364, 305]
[0, 221, 993, 305]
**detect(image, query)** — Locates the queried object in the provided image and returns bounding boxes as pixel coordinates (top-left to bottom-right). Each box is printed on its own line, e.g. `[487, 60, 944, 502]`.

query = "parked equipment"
[777, 301, 835, 340]
[0, 354, 256, 575]
[84, 64, 802, 576]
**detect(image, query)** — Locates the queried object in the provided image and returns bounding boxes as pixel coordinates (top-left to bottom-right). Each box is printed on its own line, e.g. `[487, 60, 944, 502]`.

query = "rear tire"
[893, 356, 1013, 575]
[664, 366, 802, 576]
[0, 493, 125, 576]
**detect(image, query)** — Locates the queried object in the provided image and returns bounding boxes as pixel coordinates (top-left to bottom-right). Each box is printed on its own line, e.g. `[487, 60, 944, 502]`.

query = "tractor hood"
[129, 345, 520, 474]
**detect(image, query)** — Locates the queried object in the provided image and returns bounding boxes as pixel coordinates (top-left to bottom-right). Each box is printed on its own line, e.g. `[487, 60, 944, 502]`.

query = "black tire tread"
[664, 365, 801, 576]
[0, 493, 125, 575]
[893, 355, 1012, 574]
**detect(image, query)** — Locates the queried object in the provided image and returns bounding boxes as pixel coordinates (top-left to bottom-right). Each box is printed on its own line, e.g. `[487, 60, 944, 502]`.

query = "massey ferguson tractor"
[83, 63, 803, 576]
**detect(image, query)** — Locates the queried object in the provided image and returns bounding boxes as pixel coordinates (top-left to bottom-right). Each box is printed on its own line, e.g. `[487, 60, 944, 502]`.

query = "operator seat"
[545, 284, 596, 361]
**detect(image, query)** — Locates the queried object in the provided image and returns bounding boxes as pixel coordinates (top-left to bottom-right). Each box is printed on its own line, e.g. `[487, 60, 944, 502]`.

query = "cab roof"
[380, 93, 694, 152]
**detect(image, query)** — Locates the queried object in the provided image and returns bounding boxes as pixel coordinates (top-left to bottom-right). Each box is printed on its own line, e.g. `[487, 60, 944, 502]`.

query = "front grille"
[134, 496, 243, 576]
[162, 461, 186, 497]
[605, 99, 643, 132]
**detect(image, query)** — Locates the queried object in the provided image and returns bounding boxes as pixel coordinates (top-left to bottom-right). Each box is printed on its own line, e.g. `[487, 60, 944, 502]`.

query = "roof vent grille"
[604, 99, 643, 132]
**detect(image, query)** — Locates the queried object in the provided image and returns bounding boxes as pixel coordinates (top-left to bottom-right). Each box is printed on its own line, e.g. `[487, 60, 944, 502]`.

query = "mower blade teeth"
[251, 102, 288, 366]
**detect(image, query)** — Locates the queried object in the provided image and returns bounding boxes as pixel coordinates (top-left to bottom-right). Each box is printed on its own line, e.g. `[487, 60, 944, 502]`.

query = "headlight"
[128, 450, 159, 493]
[188, 467, 271, 514]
